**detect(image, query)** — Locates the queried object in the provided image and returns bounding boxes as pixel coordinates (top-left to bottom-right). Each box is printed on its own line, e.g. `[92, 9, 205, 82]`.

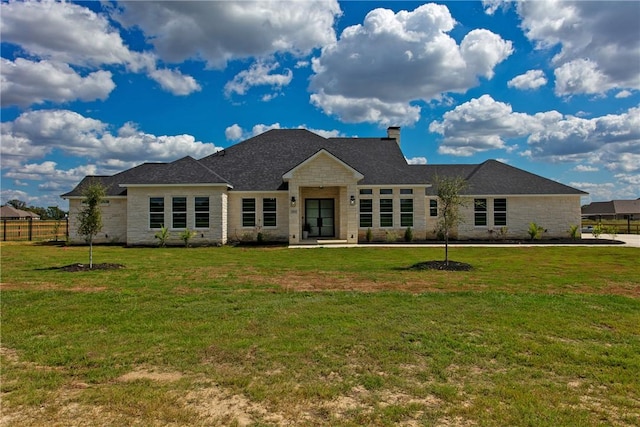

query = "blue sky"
[1, 0, 638, 210]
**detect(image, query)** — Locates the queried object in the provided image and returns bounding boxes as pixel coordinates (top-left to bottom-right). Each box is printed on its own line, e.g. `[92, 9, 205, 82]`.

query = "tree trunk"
[445, 232, 449, 266]
[89, 236, 93, 269]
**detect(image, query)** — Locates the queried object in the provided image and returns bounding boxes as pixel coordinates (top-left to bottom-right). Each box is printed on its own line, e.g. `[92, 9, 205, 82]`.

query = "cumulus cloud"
[573, 165, 599, 172]
[507, 69, 547, 90]
[1, 110, 221, 200]
[514, 1, 640, 95]
[112, 0, 341, 69]
[0, 58, 116, 108]
[224, 60, 293, 98]
[309, 4, 512, 126]
[430, 96, 639, 174]
[224, 123, 344, 141]
[406, 157, 428, 165]
[0, 0, 201, 102]
[148, 68, 201, 96]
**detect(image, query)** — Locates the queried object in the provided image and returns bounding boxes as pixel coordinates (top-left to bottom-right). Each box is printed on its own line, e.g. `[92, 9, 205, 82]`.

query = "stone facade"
[227, 192, 289, 243]
[67, 197, 127, 244]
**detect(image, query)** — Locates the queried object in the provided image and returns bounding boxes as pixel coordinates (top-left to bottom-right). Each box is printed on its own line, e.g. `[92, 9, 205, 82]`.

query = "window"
[195, 197, 209, 228]
[263, 198, 277, 227]
[380, 198, 393, 227]
[474, 198, 487, 226]
[149, 197, 164, 229]
[359, 199, 373, 228]
[429, 199, 438, 217]
[400, 198, 413, 227]
[400, 188, 413, 195]
[359, 189, 373, 195]
[242, 198, 256, 227]
[172, 197, 187, 228]
[494, 198, 507, 226]
[380, 188, 393, 195]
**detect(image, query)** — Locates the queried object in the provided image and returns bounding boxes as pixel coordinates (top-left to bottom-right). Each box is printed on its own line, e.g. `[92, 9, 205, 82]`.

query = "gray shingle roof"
[62, 129, 587, 198]
[582, 199, 640, 215]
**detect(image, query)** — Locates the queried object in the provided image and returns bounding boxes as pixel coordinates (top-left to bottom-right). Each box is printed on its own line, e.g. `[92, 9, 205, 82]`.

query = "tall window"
[400, 198, 413, 227]
[242, 198, 256, 227]
[474, 198, 487, 226]
[195, 196, 210, 228]
[429, 199, 438, 217]
[494, 198, 507, 226]
[149, 197, 164, 229]
[359, 199, 373, 227]
[172, 197, 187, 228]
[263, 198, 277, 227]
[380, 198, 393, 227]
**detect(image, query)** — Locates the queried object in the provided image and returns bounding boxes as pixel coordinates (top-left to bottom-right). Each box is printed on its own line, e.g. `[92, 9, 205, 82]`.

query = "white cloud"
[0, 58, 116, 108]
[224, 60, 293, 97]
[515, 1, 640, 95]
[573, 165, 599, 172]
[430, 96, 639, 172]
[112, 1, 341, 69]
[0, 0, 133, 67]
[615, 90, 633, 99]
[507, 69, 547, 90]
[225, 124, 244, 141]
[1, 110, 222, 203]
[148, 68, 201, 96]
[406, 157, 428, 165]
[309, 4, 512, 126]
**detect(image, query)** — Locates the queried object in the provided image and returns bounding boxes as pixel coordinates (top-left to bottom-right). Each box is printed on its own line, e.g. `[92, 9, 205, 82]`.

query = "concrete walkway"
[290, 234, 640, 249]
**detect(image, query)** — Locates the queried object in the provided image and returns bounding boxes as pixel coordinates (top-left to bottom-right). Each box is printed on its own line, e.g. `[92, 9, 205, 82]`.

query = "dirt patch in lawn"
[117, 368, 183, 383]
[50, 263, 125, 272]
[406, 260, 473, 271]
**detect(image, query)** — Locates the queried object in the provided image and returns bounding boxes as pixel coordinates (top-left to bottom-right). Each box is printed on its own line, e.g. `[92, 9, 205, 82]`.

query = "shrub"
[592, 223, 603, 239]
[257, 232, 265, 244]
[568, 224, 580, 240]
[498, 226, 509, 240]
[180, 228, 196, 247]
[385, 230, 398, 243]
[366, 228, 373, 242]
[604, 225, 618, 240]
[527, 222, 545, 240]
[155, 226, 170, 247]
[404, 227, 413, 242]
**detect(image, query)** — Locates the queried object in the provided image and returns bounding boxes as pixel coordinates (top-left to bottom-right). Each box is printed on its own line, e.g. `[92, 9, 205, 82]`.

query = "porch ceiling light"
[350, 195, 356, 206]
[291, 196, 296, 207]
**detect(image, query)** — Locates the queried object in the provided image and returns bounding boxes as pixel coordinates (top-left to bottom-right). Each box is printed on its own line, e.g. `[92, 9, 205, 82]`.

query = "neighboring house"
[62, 128, 587, 246]
[0, 205, 40, 220]
[582, 199, 640, 221]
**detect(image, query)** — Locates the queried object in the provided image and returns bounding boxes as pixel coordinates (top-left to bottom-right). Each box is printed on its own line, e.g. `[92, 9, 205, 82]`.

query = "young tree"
[435, 175, 468, 266]
[77, 180, 106, 268]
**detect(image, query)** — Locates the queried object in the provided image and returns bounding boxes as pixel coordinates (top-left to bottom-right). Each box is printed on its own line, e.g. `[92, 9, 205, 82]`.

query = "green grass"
[1, 242, 639, 426]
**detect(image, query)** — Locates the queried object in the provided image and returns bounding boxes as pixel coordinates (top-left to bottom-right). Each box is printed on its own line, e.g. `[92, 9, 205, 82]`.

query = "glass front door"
[305, 199, 335, 238]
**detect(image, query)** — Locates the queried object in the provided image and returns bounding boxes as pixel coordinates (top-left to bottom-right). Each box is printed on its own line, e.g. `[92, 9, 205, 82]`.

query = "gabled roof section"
[464, 160, 587, 195]
[283, 149, 364, 181]
[120, 156, 231, 187]
[61, 163, 166, 198]
[0, 205, 40, 219]
[582, 199, 640, 215]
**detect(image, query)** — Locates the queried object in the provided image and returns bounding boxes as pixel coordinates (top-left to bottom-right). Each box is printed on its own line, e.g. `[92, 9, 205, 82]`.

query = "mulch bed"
[52, 263, 125, 272]
[407, 260, 473, 271]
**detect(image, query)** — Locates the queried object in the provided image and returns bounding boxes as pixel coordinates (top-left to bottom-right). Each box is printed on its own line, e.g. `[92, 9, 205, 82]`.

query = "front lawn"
[1, 243, 639, 426]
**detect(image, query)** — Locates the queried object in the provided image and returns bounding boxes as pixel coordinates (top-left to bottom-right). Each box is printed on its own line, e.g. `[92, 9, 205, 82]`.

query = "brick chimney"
[387, 126, 401, 147]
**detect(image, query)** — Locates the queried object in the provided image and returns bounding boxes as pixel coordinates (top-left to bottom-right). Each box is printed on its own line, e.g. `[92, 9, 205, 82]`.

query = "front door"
[305, 199, 335, 238]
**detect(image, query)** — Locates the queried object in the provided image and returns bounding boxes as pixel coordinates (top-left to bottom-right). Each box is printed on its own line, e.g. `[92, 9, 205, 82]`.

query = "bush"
[568, 224, 580, 240]
[527, 222, 545, 240]
[155, 226, 170, 247]
[366, 228, 373, 242]
[385, 230, 398, 243]
[592, 223, 603, 239]
[180, 228, 196, 247]
[404, 227, 413, 242]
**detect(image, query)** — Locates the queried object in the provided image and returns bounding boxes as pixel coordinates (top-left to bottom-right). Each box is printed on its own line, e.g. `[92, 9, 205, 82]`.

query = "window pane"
[242, 198, 255, 227]
[360, 199, 372, 212]
[150, 197, 164, 213]
[380, 199, 393, 212]
[195, 197, 209, 211]
[400, 188, 413, 195]
[173, 197, 186, 211]
[173, 213, 187, 228]
[360, 213, 373, 228]
[359, 189, 373, 195]
[401, 214, 413, 227]
[494, 212, 507, 226]
[474, 198, 487, 211]
[380, 214, 393, 227]
[400, 199, 413, 212]
[430, 199, 438, 217]
[494, 198, 506, 211]
[475, 213, 487, 226]
[263, 198, 276, 212]
[494, 198, 507, 226]
[195, 213, 209, 228]
[150, 213, 164, 229]
[380, 188, 393, 195]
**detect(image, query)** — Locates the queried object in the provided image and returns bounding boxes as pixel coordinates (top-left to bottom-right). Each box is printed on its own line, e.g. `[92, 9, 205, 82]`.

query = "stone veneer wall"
[67, 198, 127, 244]
[457, 195, 583, 240]
[226, 192, 289, 242]
[125, 186, 227, 246]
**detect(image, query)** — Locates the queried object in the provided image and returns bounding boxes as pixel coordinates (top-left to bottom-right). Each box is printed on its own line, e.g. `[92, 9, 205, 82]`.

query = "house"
[582, 199, 640, 221]
[0, 205, 40, 220]
[62, 127, 587, 246]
